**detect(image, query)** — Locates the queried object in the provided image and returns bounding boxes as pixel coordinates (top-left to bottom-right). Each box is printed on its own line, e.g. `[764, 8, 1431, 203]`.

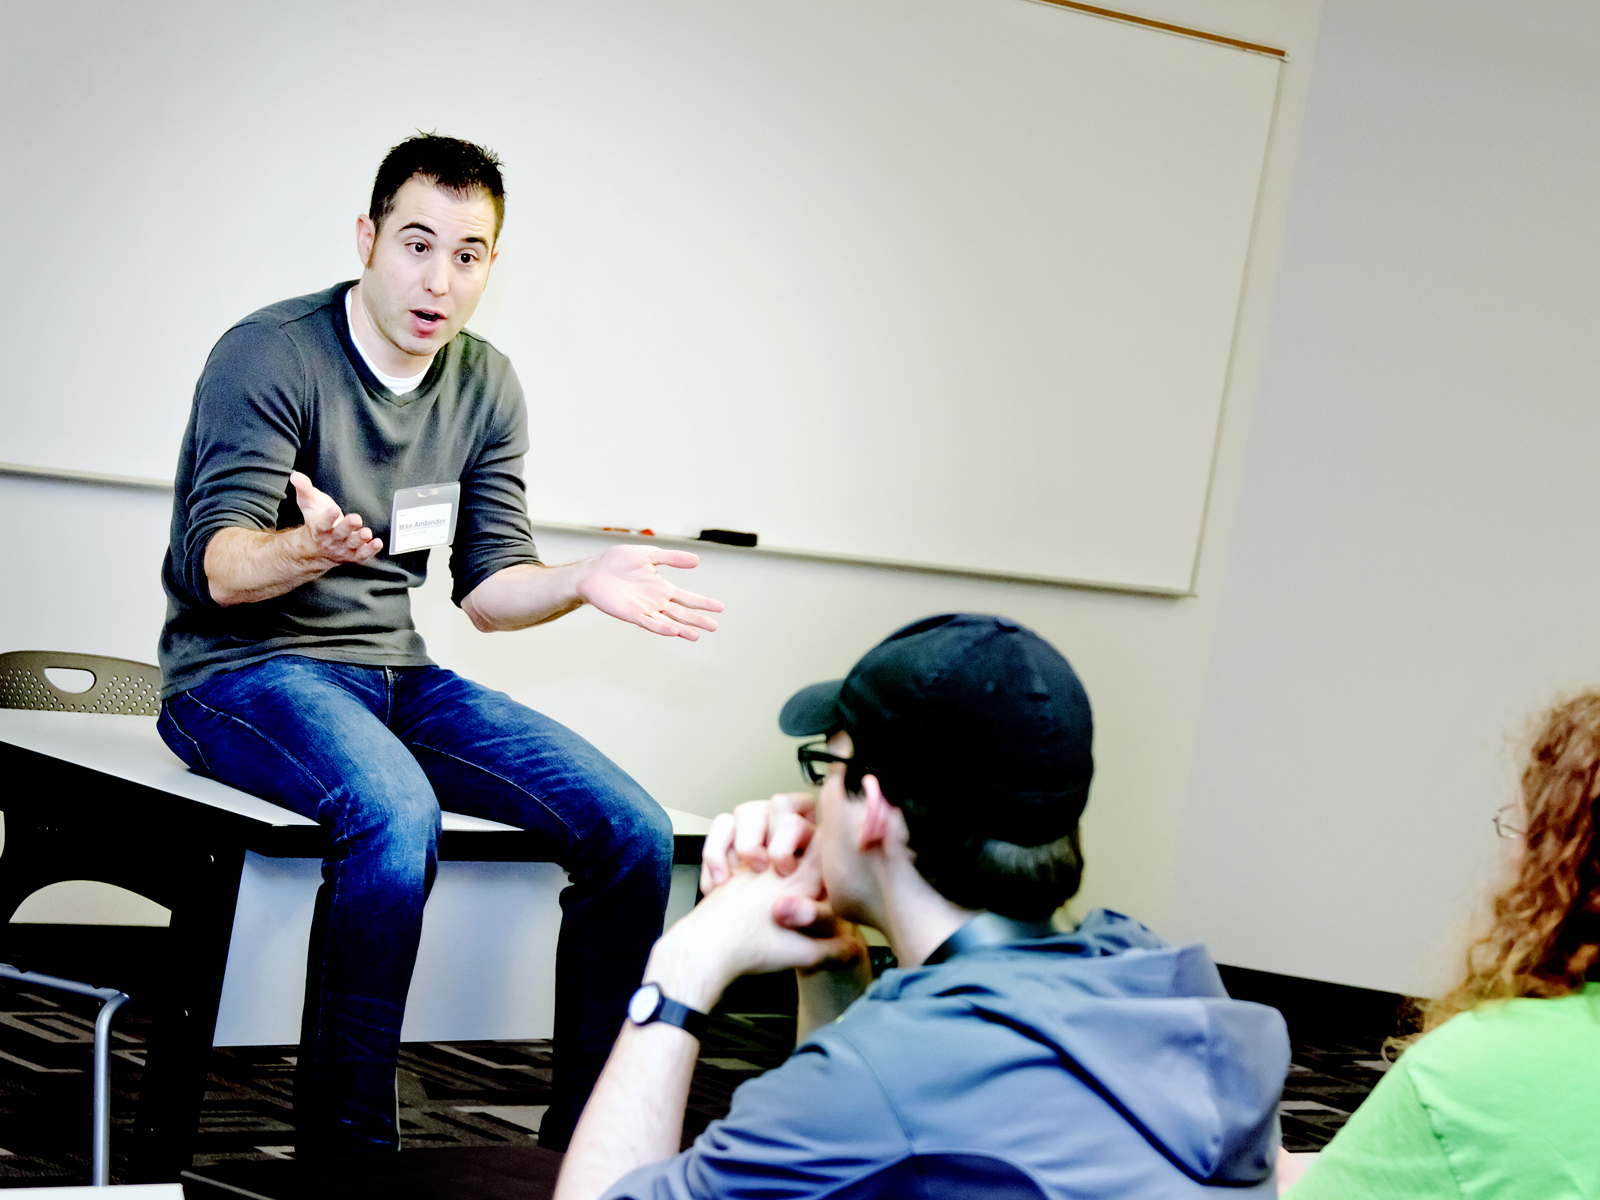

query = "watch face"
[628, 983, 661, 1025]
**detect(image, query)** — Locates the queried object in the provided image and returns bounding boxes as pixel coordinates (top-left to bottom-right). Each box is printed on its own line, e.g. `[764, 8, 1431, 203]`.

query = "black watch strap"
[655, 994, 710, 1040]
[629, 983, 711, 1040]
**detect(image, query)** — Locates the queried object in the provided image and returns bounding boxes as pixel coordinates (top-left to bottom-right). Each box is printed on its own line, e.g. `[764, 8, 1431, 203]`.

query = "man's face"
[354, 177, 498, 367]
[815, 729, 872, 922]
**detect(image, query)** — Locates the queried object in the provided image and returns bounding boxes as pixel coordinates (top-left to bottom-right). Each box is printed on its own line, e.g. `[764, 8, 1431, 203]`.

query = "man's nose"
[424, 254, 450, 295]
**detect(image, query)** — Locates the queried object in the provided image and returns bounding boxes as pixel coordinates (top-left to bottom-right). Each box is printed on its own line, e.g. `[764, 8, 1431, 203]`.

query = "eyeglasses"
[1492, 805, 1525, 839]
[797, 741, 853, 785]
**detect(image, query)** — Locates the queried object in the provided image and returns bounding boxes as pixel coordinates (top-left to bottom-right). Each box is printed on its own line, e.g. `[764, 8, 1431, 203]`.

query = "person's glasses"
[798, 741, 852, 785]
[1492, 805, 1525, 839]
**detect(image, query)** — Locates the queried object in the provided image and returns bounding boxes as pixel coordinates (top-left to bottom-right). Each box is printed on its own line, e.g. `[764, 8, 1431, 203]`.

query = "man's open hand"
[205, 472, 384, 605]
[289, 470, 383, 564]
[576, 544, 724, 640]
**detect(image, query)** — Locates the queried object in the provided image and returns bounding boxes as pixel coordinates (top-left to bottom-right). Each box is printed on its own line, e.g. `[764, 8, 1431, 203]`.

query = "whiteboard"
[0, 0, 1280, 593]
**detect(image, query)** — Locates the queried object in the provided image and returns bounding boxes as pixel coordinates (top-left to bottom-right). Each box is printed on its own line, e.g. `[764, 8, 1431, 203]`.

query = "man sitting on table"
[555, 613, 1291, 1199]
[156, 133, 723, 1154]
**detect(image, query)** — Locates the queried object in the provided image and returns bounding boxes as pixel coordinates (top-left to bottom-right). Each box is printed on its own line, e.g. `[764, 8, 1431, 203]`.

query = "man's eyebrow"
[399, 221, 487, 248]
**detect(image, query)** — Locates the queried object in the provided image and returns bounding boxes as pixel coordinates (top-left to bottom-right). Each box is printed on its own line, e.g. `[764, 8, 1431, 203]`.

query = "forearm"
[204, 526, 329, 606]
[554, 936, 728, 1200]
[460, 560, 592, 632]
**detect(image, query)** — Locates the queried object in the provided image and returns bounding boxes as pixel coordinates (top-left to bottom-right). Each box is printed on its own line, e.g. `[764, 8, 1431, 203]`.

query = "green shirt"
[1286, 984, 1600, 1199]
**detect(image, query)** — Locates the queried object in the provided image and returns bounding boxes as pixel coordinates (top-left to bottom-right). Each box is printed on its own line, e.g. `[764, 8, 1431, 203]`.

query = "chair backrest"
[0, 652, 162, 716]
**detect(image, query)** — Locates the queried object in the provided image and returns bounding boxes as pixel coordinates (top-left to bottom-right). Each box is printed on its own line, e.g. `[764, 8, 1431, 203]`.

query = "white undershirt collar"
[345, 289, 429, 395]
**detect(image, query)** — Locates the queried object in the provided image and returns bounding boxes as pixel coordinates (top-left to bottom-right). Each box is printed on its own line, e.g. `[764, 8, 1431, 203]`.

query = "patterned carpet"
[1278, 1034, 1394, 1152]
[0, 978, 799, 1187]
[0, 959, 1401, 1188]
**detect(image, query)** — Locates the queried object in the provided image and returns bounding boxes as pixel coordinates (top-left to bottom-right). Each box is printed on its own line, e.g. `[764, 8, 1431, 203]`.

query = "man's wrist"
[283, 523, 330, 571]
[568, 555, 604, 609]
[644, 929, 731, 1014]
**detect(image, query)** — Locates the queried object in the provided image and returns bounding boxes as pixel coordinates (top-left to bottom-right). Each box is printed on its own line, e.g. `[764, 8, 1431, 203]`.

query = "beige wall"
[1169, 0, 1600, 995]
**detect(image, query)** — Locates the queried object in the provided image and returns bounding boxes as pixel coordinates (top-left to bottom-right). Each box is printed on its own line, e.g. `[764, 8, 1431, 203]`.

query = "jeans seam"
[408, 741, 583, 849]
[179, 690, 339, 813]
[160, 701, 217, 778]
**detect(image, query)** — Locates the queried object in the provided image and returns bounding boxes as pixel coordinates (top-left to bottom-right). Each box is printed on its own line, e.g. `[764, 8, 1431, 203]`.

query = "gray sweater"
[159, 282, 540, 698]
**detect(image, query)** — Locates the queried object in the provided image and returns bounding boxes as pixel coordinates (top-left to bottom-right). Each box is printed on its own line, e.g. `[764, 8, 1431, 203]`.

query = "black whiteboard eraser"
[698, 529, 758, 548]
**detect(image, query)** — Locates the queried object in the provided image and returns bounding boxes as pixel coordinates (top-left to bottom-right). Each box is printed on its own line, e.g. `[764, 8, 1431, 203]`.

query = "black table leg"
[129, 841, 246, 1182]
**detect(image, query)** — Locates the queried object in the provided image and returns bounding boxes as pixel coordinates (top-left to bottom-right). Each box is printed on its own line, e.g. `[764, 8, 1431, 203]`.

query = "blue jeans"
[157, 655, 672, 1155]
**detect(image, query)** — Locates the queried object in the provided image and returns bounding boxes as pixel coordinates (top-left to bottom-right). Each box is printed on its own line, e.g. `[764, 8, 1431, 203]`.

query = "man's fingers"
[732, 802, 775, 874]
[669, 587, 726, 614]
[785, 842, 827, 893]
[768, 811, 814, 875]
[771, 792, 817, 820]
[636, 612, 690, 639]
[664, 602, 719, 634]
[701, 812, 739, 892]
[290, 472, 351, 539]
[770, 900, 861, 972]
[772, 893, 822, 930]
[327, 512, 379, 556]
[810, 937, 868, 972]
[647, 549, 702, 571]
[290, 471, 330, 515]
[702, 796, 818, 893]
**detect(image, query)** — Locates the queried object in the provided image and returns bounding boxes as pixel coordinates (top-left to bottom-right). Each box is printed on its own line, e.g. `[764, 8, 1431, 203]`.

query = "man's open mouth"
[413, 309, 444, 324]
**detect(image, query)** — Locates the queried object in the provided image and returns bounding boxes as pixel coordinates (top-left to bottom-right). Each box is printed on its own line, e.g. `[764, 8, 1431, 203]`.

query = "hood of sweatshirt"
[866, 909, 1288, 1186]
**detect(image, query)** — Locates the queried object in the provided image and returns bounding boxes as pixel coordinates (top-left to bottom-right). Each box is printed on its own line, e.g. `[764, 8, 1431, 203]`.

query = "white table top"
[0, 709, 712, 837]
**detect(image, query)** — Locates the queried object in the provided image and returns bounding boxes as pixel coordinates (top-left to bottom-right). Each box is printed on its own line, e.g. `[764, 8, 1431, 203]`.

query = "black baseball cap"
[778, 613, 1093, 846]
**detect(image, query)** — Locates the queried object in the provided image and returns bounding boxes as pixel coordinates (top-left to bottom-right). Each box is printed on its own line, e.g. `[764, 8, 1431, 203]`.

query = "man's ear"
[355, 213, 376, 269]
[856, 774, 897, 852]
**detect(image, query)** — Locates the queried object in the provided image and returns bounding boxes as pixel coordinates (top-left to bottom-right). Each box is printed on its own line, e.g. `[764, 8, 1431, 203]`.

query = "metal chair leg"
[0, 963, 131, 1186]
[91, 989, 131, 1184]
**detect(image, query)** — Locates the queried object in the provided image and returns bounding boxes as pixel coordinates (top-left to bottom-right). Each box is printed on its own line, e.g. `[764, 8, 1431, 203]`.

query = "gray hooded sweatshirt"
[607, 909, 1289, 1199]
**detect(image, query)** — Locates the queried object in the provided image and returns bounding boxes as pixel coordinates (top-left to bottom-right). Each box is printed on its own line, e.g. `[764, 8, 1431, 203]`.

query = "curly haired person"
[1284, 693, 1600, 1198]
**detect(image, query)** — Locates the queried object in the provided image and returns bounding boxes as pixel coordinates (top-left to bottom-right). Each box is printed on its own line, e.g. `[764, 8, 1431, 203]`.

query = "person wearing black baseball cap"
[554, 615, 1291, 1200]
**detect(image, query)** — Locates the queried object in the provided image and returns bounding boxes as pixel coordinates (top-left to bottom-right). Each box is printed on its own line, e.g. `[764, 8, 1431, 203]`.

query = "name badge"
[389, 483, 461, 555]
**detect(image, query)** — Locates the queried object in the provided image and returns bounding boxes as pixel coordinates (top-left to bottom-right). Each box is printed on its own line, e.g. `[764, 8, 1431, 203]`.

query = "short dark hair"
[369, 133, 506, 241]
[845, 752, 1085, 921]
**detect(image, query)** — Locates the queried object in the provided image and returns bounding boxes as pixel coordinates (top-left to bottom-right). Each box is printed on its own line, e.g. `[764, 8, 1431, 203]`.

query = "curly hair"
[1423, 692, 1600, 1032]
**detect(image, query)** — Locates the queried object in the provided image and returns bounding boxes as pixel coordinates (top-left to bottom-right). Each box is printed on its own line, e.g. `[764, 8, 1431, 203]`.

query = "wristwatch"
[627, 982, 710, 1040]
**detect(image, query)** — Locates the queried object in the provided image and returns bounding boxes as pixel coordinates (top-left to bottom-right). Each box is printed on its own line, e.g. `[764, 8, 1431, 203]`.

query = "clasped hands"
[650, 794, 870, 1018]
